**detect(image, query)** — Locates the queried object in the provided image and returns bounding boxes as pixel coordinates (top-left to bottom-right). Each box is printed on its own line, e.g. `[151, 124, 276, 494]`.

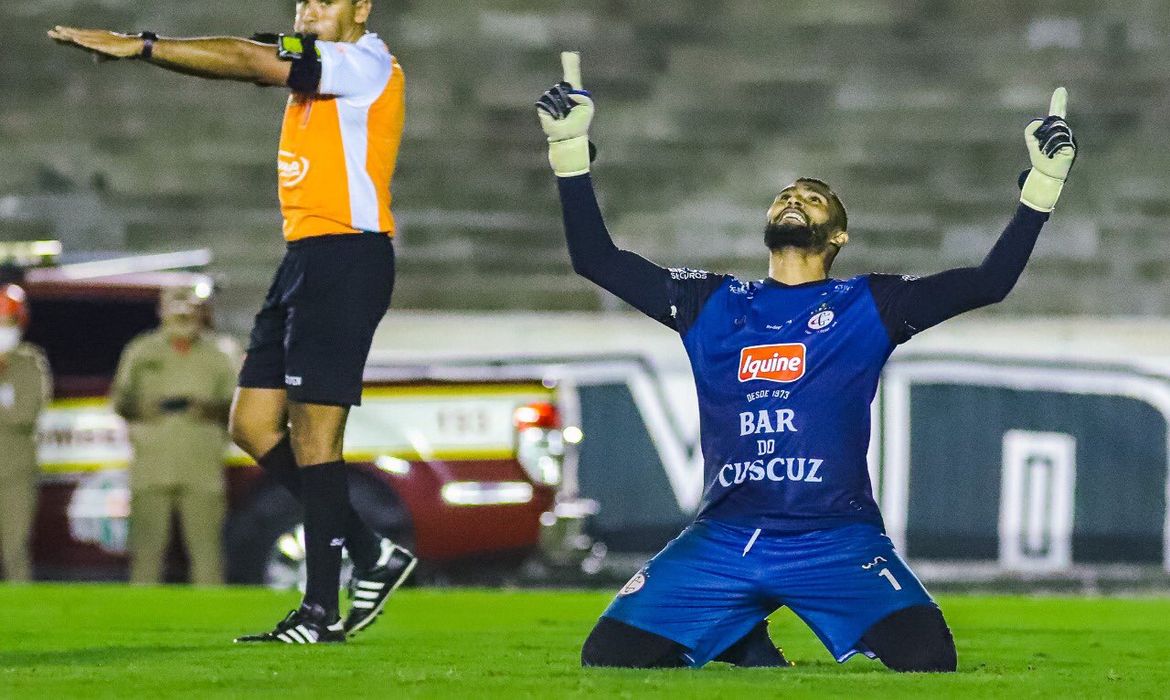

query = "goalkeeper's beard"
[763, 219, 835, 252]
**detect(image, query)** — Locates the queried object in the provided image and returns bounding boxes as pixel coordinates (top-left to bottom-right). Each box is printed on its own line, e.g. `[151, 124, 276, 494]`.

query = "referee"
[51, 0, 417, 643]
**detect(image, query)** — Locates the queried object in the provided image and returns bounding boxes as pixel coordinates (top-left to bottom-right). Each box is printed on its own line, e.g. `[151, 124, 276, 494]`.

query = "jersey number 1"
[878, 568, 903, 591]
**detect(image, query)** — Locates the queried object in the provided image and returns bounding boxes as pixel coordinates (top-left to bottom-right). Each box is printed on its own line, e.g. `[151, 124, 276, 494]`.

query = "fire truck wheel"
[223, 468, 414, 586]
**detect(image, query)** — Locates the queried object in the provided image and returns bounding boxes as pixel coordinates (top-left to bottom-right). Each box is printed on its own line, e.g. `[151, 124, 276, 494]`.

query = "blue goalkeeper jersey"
[556, 173, 1049, 533]
[669, 272, 891, 531]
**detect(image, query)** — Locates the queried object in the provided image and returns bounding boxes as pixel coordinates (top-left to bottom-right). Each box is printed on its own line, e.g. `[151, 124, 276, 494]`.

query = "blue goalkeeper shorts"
[600, 519, 934, 667]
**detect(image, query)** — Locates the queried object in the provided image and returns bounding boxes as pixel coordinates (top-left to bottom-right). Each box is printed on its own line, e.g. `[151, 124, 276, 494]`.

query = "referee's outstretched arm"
[48, 1, 376, 88]
[48, 27, 295, 86]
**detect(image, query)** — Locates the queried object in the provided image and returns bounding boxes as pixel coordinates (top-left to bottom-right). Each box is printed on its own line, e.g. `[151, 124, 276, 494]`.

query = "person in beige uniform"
[112, 286, 237, 585]
[0, 284, 51, 582]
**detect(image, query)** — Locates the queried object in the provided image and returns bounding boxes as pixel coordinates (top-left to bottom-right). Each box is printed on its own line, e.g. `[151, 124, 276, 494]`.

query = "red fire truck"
[10, 244, 599, 584]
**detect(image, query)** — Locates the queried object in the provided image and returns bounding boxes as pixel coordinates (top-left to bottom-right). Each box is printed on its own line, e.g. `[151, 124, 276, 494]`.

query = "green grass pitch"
[2, 585, 1168, 698]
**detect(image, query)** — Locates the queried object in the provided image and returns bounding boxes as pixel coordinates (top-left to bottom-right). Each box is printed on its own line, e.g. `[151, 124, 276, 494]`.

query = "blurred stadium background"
[4, 0, 1170, 590]
[7, 0, 1170, 320]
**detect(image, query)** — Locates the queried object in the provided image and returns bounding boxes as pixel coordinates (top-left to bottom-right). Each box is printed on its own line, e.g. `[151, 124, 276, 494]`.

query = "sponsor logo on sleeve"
[738, 343, 806, 383]
[668, 268, 710, 281]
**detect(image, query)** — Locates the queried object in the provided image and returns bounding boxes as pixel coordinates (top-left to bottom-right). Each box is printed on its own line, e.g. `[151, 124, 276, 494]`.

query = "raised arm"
[538, 53, 725, 329]
[538, 53, 673, 320]
[48, 27, 291, 86]
[556, 174, 674, 322]
[871, 88, 1078, 344]
[869, 205, 1048, 343]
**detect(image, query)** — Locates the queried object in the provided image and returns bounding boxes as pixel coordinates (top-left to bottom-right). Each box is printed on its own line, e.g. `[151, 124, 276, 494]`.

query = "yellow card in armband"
[277, 34, 320, 61]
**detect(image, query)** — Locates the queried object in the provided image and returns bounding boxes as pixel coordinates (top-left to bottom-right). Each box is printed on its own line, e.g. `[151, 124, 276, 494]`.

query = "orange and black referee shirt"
[277, 32, 405, 242]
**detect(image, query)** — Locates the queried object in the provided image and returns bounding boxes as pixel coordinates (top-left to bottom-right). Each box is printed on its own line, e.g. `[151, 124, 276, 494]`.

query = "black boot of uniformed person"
[343, 539, 418, 636]
[235, 602, 346, 644]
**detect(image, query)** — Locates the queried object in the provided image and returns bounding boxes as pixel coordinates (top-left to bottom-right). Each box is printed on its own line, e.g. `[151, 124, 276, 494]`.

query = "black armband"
[277, 33, 322, 93]
[250, 32, 280, 45]
[137, 31, 157, 60]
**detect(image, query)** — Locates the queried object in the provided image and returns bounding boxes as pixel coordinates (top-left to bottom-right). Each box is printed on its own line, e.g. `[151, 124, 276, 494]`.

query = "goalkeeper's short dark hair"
[796, 177, 848, 232]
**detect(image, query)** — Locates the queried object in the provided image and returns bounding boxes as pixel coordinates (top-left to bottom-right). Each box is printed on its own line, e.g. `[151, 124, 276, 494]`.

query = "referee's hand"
[48, 26, 145, 62]
[536, 52, 595, 177]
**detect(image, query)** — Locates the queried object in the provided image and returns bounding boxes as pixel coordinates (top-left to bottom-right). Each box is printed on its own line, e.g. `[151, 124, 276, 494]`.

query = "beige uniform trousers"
[0, 343, 50, 582]
[0, 468, 37, 582]
[113, 330, 237, 585]
[129, 486, 225, 585]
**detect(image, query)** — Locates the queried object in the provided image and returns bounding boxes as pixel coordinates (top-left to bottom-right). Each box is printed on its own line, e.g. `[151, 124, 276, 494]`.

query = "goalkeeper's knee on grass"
[581, 617, 687, 669]
[861, 604, 958, 673]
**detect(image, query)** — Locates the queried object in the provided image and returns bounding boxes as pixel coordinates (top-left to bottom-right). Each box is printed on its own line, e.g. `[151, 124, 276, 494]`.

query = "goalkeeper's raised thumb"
[1020, 87, 1077, 212]
[536, 52, 595, 177]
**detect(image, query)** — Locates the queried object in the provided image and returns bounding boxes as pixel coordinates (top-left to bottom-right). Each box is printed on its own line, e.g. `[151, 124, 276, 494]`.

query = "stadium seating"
[3, 1, 1170, 327]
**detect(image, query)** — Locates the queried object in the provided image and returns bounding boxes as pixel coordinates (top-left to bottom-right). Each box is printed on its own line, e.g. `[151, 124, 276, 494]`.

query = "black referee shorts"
[238, 231, 394, 406]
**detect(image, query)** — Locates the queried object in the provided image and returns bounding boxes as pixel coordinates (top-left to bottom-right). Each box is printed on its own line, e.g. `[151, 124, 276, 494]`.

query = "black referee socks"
[257, 438, 382, 570]
[301, 461, 351, 617]
[257, 436, 302, 493]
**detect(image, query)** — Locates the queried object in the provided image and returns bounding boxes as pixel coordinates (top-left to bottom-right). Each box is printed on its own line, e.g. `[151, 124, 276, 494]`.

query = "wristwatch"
[137, 31, 158, 60]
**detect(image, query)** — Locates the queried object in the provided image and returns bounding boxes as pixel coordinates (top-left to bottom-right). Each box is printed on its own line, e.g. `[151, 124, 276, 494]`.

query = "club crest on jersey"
[738, 343, 806, 383]
[808, 309, 835, 331]
[618, 571, 647, 596]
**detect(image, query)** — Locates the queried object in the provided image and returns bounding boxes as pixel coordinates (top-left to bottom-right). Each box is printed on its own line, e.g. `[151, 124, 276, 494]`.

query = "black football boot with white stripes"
[343, 539, 417, 636]
[234, 602, 346, 644]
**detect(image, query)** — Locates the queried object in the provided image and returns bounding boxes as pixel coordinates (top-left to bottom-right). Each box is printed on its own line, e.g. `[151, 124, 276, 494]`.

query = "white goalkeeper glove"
[1020, 87, 1078, 213]
[535, 51, 596, 177]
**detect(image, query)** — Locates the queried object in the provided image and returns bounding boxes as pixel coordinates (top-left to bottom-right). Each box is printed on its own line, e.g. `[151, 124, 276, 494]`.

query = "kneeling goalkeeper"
[536, 53, 1076, 670]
